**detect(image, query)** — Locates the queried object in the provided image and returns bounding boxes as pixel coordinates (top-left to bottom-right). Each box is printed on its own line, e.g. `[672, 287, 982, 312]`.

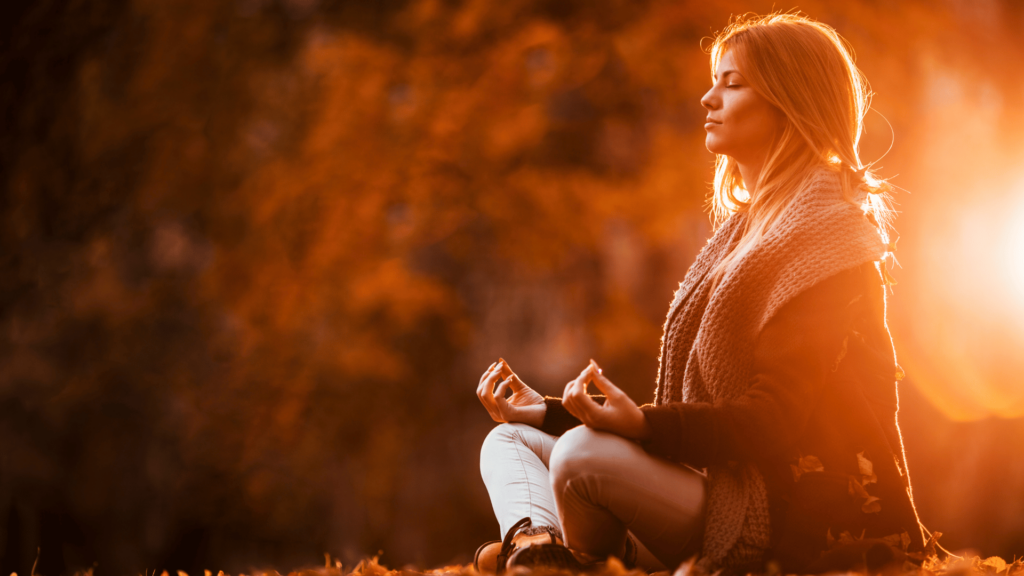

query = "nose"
[700, 87, 718, 111]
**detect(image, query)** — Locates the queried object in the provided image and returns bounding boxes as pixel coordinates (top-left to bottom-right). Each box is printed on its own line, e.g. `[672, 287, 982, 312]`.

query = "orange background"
[1, 0, 1022, 574]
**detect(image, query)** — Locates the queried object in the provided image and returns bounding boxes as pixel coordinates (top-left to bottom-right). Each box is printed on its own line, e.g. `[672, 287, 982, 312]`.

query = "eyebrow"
[712, 69, 742, 81]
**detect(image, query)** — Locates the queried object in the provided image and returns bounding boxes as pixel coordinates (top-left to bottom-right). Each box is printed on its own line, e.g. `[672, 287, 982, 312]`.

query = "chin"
[705, 138, 726, 156]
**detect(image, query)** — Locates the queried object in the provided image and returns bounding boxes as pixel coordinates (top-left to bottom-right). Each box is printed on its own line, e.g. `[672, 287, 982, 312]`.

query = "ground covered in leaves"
[35, 551, 1023, 576]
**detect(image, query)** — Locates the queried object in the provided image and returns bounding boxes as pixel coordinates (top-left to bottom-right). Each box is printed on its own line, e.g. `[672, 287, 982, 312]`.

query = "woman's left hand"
[562, 360, 653, 441]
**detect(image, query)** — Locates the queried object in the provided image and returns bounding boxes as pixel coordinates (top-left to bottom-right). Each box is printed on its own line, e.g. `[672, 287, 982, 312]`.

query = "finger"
[573, 362, 598, 389]
[577, 367, 607, 416]
[565, 374, 594, 423]
[479, 361, 498, 386]
[587, 359, 607, 382]
[482, 362, 503, 389]
[478, 366, 505, 417]
[564, 375, 584, 400]
[477, 382, 501, 421]
[588, 367, 622, 398]
[477, 363, 501, 399]
[562, 379, 581, 419]
[476, 388, 500, 422]
[574, 387, 603, 425]
[564, 373, 585, 403]
[498, 358, 514, 380]
[493, 376, 511, 399]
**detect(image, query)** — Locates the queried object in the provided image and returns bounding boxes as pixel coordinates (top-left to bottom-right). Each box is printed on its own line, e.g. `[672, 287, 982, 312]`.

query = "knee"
[549, 426, 629, 486]
[480, 422, 534, 472]
[481, 422, 534, 449]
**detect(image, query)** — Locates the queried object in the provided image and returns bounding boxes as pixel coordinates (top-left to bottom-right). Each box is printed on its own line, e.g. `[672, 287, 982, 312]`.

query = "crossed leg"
[480, 423, 707, 571]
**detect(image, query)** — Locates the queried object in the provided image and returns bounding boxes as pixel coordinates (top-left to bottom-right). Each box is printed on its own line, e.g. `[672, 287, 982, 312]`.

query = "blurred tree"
[1, 0, 1022, 574]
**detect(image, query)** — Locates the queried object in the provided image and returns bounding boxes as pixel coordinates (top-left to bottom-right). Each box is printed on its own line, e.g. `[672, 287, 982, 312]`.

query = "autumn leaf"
[856, 451, 878, 486]
[982, 556, 1007, 574]
[672, 554, 697, 576]
[791, 454, 825, 482]
[837, 529, 864, 546]
[849, 476, 870, 498]
[602, 556, 630, 576]
[881, 533, 902, 549]
[924, 531, 943, 557]
[856, 451, 871, 473]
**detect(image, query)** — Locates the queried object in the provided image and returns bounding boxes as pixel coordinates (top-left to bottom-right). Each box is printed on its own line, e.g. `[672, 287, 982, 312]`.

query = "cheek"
[728, 95, 779, 146]
[728, 93, 762, 126]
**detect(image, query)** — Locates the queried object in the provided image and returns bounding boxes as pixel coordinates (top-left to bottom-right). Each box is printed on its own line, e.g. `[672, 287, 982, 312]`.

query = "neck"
[736, 154, 767, 198]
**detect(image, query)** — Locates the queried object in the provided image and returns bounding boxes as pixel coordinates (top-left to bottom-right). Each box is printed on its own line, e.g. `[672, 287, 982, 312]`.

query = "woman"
[475, 11, 931, 576]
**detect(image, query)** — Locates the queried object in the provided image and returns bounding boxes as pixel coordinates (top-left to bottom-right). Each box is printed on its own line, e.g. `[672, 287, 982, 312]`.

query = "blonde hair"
[705, 11, 896, 285]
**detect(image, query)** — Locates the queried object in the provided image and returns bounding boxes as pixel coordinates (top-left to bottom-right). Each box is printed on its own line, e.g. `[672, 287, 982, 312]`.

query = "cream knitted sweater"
[653, 166, 887, 573]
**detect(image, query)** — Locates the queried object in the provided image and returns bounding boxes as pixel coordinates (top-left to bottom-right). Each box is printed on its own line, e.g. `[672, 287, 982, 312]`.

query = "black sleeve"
[637, 263, 879, 468]
[538, 395, 607, 437]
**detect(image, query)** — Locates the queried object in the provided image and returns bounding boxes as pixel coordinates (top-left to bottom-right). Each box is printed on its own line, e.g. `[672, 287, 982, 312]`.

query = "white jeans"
[479, 423, 707, 572]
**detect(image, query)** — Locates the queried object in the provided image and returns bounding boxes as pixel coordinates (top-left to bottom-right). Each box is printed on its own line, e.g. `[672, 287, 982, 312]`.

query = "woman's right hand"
[476, 359, 547, 429]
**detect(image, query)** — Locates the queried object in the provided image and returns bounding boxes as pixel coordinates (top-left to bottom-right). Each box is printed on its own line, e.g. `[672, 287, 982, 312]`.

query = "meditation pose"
[474, 11, 930, 576]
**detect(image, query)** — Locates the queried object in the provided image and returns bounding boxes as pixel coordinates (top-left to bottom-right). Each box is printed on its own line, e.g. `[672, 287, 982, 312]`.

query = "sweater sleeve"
[539, 395, 607, 437]
[637, 263, 879, 467]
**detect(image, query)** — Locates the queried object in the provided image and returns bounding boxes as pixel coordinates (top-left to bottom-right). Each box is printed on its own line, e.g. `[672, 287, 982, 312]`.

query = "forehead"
[713, 50, 741, 79]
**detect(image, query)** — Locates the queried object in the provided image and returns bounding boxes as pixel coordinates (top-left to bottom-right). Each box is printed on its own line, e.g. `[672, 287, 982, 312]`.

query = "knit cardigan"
[540, 263, 928, 573]
[655, 166, 890, 572]
[540, 166, 926, 574]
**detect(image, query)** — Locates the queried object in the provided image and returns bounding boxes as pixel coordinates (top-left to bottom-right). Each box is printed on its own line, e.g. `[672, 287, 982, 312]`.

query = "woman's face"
[700, 49, 785, 164]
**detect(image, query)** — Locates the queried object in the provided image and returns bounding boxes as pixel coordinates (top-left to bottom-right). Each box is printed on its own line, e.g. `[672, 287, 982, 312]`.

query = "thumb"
[507, 374, 528, 391]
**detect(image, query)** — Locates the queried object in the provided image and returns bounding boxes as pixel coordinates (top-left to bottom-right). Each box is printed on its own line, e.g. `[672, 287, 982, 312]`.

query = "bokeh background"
[2, 0, 1023, 574]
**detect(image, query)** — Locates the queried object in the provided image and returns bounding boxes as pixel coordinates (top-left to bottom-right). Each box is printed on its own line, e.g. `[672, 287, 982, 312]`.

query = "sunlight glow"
[1000, 190, 1024, 300]
[898, 171, 1024, 421]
